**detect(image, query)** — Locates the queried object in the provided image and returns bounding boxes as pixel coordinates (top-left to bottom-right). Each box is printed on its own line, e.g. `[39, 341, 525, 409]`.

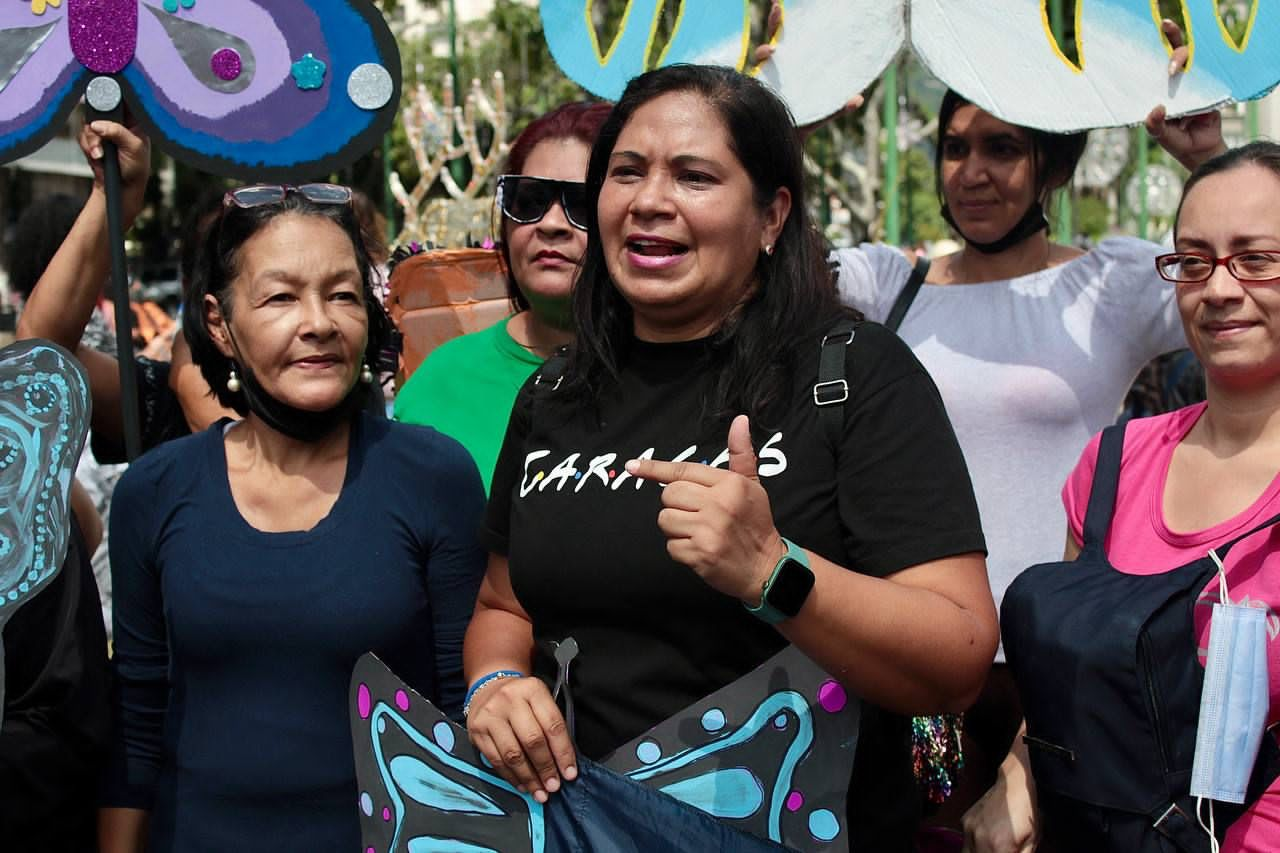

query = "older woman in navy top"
[99, 178, 486, 852]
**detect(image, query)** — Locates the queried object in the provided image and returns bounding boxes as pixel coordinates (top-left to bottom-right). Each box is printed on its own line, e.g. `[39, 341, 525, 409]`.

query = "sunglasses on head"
[497, 174, 589, 231]
[223, 183, 353, 209]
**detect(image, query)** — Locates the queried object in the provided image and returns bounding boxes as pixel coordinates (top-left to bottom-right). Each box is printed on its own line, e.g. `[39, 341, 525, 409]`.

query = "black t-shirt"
[483, 321, 986, 849]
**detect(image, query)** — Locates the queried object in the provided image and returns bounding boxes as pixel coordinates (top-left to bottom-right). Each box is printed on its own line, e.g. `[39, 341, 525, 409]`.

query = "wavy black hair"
[183, 189, 393, 415]
[563, 64, 850, 432]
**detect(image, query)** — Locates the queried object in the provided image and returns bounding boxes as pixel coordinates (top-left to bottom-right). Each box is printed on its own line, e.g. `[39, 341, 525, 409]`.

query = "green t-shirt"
[394, 317, 543, 494]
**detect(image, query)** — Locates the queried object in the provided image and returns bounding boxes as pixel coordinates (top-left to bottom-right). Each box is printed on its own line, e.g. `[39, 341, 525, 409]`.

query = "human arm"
[1144, 19, 1226, 172]
[627, 413, 998, 713]
[168, 331, 234, 433]
[462, 553, 578, 802]
[15, 118, 151, 447]
[97, 466, 170, 851]
[423, 446, 488, 718]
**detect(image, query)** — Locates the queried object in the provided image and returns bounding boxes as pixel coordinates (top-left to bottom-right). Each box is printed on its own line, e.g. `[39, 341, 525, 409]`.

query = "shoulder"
[832, 243, 913, 318]
[1074, 237, 1161, 278]
[362, 415, 481, 480]
[845, 319, 930, 395]
[114, 421, 219, 503]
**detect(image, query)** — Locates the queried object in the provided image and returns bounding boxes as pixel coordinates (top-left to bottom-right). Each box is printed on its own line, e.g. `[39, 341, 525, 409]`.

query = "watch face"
[767, 558, 815, 619]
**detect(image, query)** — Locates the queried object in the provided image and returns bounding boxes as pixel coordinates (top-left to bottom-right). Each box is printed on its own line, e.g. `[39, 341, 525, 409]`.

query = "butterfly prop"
[0, 0, 400, 179]
[540, 0, 1280, 132]
[0, 340, 90, 726]
[350, 645, 859, 852]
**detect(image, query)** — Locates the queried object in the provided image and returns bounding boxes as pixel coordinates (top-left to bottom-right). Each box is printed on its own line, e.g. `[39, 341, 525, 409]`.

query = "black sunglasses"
[497, 174, 588, 231]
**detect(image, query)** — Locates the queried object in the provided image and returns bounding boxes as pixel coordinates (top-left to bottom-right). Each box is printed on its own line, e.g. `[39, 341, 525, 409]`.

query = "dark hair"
[179, 187, 227, 300]
[566, 64, 846, 431]
[1174, 141, 1280, 238]
[934, 89, 1087, 210]
[497, 100, 612, 310]
[183, 190, 393, 415]
[8, 193, 83, 300]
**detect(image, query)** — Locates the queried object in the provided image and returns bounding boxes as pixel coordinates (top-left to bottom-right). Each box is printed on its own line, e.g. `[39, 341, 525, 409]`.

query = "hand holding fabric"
[626, 415, 786, 605]
[464, 675, 577, 804]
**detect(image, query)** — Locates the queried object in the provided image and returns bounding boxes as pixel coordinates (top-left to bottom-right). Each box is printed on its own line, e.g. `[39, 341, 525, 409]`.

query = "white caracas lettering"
[519, 433, 788, 497]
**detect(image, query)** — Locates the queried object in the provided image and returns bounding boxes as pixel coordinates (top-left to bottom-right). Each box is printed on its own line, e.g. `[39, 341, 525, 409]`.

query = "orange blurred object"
[386, 248, 511, 379]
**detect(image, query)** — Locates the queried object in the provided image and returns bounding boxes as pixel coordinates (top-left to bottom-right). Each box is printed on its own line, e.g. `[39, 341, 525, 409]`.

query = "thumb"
[727, 414, 758, 480]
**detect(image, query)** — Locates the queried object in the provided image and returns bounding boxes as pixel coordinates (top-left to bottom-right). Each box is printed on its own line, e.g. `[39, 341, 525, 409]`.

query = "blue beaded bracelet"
[463, 669, 524, 718]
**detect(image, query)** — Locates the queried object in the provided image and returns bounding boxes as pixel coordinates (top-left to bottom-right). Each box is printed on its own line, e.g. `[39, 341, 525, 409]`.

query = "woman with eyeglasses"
[99, 183, 487, 852]
[394, 101, 611, 493]
[997, 141, 1280, 852]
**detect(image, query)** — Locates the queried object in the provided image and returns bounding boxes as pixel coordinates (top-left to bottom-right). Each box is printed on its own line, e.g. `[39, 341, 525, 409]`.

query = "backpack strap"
[533, 346, 571, 395]
[884, 255, 931, 333]
[1080, 422, 1128, 549]
[815, 319, 858, 446]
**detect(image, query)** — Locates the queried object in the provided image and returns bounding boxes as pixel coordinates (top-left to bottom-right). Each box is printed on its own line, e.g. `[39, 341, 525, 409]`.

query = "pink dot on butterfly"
[817, 679, 847, 713]
[210, 48, 242, 81]
[609, 469, 617, 478]
[394, 689, 410, 711]
[382, 807, 391, 821]
[366, 848, 375, 853]
[786, 791, 804, 812]
[357, 683, 372, 719]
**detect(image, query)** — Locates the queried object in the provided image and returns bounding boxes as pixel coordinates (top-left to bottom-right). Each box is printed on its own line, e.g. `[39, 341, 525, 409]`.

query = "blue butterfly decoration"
[0, 339, 90, 726]
[350, 645, 859, 852]
[0, 0, 399, 180]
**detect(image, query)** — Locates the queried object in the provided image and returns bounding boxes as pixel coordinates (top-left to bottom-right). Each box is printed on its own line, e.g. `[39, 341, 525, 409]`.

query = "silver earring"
[360, 362, 374, 384]
[226, 366, 241, 393]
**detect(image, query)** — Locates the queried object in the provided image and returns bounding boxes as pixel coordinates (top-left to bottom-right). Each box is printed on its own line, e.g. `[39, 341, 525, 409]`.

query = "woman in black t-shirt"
[464, 64, 998, 850]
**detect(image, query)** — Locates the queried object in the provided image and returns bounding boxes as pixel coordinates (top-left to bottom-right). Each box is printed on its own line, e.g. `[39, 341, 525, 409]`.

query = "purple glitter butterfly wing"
[0, 6, 86, 162]
[124, 0, 400, 180]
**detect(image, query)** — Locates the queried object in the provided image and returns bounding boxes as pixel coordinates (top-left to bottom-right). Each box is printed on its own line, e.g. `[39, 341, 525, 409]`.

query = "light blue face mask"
[1190, 548, 1271, 850]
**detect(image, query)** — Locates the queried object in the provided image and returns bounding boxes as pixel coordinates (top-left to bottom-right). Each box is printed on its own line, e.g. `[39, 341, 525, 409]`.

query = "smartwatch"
[745, 537, 814, 624]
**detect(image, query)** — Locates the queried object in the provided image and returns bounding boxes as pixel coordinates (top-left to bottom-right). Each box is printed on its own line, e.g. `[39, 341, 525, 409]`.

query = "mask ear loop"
[1197, 546, 1230, 853]
[1210, 547, 1231, 605]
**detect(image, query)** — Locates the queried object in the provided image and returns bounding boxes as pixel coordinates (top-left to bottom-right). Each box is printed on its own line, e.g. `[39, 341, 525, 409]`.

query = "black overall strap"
[884, 256, 931, 333]
[1209, 508, 1280, 563]
[1080, 422, 1128, 549]
[815, 319, 858, 445]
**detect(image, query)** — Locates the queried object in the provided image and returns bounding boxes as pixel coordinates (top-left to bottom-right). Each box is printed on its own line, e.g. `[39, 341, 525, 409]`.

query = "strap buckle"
[821, 329, 856, 347]
[1152, 802, 1192, 838]
[534, 373, 563, 390]
[813, 379, 849, 407]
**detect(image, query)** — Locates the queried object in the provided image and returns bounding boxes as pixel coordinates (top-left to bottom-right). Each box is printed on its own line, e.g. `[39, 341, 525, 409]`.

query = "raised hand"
[78, 112, 151, 225]
[625, 414, 786, 604]
[751, 1, 863, 140]
[1145, 18, 1227, 172]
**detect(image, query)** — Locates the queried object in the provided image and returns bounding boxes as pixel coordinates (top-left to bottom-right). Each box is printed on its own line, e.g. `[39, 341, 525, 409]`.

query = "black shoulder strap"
[533, 346, 571, 395]
[815, 319, 858, 446]
[884, 256, 931, 333]
[1080, 422, 1128, 548]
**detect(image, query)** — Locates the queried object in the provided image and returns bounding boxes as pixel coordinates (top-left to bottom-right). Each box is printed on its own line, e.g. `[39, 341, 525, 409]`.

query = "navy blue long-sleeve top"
[103, 413, 486, 852]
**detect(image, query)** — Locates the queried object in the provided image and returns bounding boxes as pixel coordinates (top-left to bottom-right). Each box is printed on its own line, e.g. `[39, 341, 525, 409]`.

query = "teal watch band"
[745, 537, 814, 624]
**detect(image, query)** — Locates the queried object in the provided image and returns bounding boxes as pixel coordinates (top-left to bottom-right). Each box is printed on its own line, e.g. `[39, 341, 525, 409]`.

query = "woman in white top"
[833, 84, 1226, 845]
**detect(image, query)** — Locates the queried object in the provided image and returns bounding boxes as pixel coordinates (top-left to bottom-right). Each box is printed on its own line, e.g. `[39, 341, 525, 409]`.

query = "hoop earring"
[226, 366, 242, 393]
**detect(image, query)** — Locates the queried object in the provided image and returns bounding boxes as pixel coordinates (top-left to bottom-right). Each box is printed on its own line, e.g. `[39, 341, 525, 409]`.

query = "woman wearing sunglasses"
[394, 101, 612, 493]
[997, 142, 1280, 852]
[99, 184, 487, 852]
